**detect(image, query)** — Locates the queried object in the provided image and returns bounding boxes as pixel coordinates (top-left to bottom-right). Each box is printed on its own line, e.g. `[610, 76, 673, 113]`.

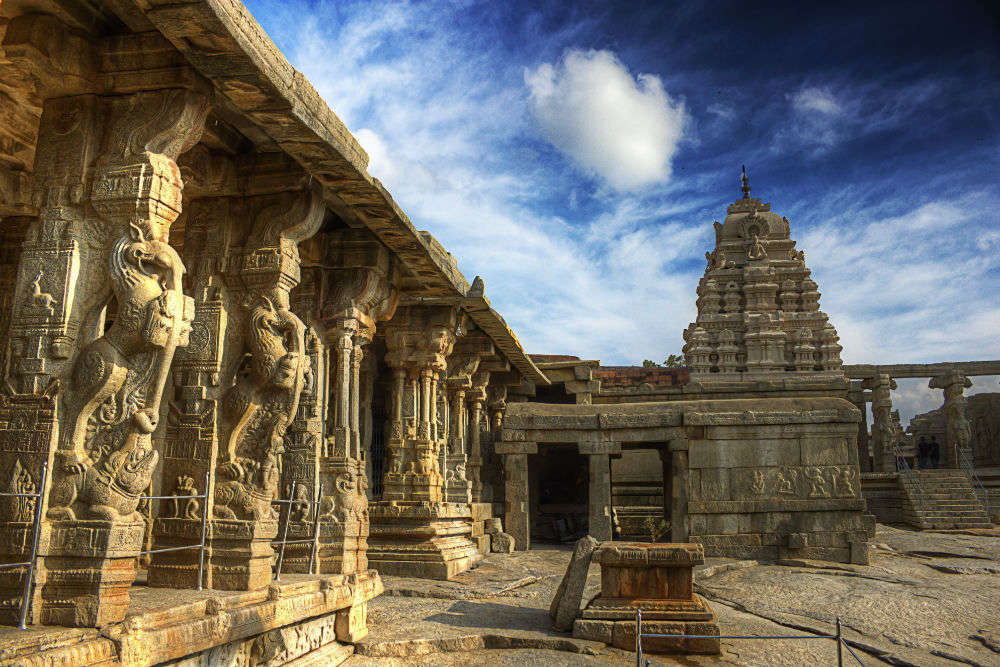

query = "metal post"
[274, 480, 295, 581]
[19, 462, 47, 629]
[308, 485, 321, 575]
[836, 616, 844, 667]
[197, 470, 210, 591]
[635, 606, 643, 667]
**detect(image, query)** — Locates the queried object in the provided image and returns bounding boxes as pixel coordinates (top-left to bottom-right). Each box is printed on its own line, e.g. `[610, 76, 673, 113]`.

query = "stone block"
[573, 618, 613, 644]
[335, 601, 368, 642]
[491, 532, 515, 553]
[850, 540, 870, 565]
[550, 535, 599, 631]
[484, 518, 502, 535]
[800, 438, 849, 466]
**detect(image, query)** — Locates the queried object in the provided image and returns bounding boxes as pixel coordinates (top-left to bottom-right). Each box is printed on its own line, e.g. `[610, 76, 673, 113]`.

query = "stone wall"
[685, 398, 873, 563]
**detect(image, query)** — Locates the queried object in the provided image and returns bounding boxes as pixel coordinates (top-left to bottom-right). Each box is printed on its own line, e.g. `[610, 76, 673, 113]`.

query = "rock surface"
[344, 525, 1000, 667]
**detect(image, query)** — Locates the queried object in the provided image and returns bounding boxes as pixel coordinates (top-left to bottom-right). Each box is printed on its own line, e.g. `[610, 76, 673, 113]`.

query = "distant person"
[917, 436, 929, 469]
[929, 435, 940, 469]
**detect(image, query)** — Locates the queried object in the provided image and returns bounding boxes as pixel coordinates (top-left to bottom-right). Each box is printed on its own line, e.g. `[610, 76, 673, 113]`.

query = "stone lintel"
[495, 441, 537, 455]
[577, 440, 621, 455]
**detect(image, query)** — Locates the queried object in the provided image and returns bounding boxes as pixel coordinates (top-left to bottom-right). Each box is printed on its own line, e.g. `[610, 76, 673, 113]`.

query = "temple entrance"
[529, 444, 588, 543]
[612, 447, 668, 541]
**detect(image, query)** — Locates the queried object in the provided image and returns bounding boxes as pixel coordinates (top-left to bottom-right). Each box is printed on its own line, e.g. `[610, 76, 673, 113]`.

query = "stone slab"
[549, 535, 598, 632]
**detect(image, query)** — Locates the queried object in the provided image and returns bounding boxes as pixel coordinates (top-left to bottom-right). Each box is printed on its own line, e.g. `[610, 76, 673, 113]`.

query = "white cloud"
[791, 87, 842, 115]
[524, 49, 687, 191]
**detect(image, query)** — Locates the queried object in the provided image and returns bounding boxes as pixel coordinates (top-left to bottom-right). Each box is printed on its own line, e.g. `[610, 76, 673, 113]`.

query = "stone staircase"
[612, 483, 666, 540]
[898, 469, 992, 529]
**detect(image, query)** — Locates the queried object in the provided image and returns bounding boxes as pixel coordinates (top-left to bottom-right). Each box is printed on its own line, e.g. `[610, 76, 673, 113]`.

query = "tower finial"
[740, 165, 751, 199]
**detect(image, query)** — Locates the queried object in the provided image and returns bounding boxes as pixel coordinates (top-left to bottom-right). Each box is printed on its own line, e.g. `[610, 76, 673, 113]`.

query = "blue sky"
[243, 0, 1000, 422]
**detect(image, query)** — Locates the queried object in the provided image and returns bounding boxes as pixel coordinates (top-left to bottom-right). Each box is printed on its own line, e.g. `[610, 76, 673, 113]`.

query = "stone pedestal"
[367, 501, 482, 579]
[203, 519, 279, 591]
[573, 542, 720, 655]
[34, 520, 146, 627]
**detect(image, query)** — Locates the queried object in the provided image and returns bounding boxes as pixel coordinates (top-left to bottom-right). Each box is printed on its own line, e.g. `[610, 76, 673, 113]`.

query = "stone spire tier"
[683, 170, 844, 380]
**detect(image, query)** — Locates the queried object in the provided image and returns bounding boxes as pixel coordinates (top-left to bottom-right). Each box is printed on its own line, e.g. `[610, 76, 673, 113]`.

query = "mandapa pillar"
[929, 372, 974, 469]
[0, 89, 207, 626]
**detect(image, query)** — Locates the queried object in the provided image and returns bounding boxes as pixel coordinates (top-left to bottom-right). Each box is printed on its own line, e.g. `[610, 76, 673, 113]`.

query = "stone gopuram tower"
[683, 167, 843, 379]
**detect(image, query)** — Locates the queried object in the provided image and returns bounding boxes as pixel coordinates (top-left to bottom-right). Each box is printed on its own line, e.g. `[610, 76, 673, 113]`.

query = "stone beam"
[844, 361, 1000, 379]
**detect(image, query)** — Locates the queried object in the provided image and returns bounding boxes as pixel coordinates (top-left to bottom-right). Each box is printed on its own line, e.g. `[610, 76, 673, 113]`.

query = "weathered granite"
[573, 541, 720, 654]
[550, 535, 599, 632]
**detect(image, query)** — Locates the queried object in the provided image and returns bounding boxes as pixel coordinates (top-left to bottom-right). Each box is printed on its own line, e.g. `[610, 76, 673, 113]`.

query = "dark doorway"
[530, 444, 588, 542]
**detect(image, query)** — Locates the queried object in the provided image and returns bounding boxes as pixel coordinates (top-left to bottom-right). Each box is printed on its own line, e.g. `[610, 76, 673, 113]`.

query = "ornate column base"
[444, 454, 471, 504]
[368, 501, 481, 580]
[316, 519, 369, 574]
[32, 520, 145, 627]
[204, 519, 278, 590]
[148, 518, 207, 589]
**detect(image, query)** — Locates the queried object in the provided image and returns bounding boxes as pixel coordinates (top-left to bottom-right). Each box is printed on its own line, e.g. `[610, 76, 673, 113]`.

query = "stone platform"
[573, 542, 720, 655]
[0, 570, 382, 667]
[368, 501, 483, 579]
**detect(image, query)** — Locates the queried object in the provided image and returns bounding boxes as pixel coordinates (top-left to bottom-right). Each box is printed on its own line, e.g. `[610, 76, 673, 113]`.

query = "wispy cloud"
[524, 49, 688, 190]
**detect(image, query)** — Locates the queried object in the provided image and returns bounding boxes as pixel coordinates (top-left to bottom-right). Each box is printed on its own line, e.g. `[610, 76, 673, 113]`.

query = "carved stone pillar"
[148, 185, 323, 591]
[929, 372, 973, 469]
[0, 88, 207, 626]
[444, 385, 470, 504]
[467, 392, 485, 503]
[308, 229, 398, 576]
[368, 305, 482, 579]
[848, 381, 872, 473]
[579, 439, 619, 542]
[497, 443, 535, 551]
[868, 374, 897, 473]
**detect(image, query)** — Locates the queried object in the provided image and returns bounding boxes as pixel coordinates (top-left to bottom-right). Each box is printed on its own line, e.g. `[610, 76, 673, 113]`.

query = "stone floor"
[347, 525, 1000, 667]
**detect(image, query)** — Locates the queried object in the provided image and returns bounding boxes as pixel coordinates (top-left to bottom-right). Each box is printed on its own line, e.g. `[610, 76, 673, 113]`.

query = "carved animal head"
[247, 297, 305, 391]
[108, 446, 159, 495]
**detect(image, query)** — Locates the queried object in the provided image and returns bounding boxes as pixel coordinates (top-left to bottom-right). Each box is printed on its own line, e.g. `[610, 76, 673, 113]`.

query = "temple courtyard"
[335, 525, 1000, 667]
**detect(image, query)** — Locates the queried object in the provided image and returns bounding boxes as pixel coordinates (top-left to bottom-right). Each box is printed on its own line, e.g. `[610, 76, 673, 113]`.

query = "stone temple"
[0, 1, 995, 665]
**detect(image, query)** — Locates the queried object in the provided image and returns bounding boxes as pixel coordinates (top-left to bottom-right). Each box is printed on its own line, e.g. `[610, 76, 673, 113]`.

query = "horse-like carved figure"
[49, 224, 193, 523]
[214, 296, 308, 521]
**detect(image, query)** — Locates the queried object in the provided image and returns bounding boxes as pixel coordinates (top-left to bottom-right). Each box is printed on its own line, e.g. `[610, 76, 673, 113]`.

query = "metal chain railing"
[634, 608, 866, 666]
[0, 463, 47, 629]
[1, 470, 329, 628]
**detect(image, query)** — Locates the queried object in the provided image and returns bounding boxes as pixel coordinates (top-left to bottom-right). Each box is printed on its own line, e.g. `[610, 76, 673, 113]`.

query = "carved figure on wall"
[4, 459, 36, 522]
[319, 469, 366, 525]
[289, 483, 311, 523]
[49, 223, 193, 523]
[170, 475, 200, 519]
[775, 469, 795, 495]
[747, 233, 767, 260]
[832, 467, 856, 497]
[215, 296, 308, 521]
[804, 467, 829, 498]
[30, 272, 55, 316]
[446, 462, 468, 483]
[750, 470, 766, 495]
